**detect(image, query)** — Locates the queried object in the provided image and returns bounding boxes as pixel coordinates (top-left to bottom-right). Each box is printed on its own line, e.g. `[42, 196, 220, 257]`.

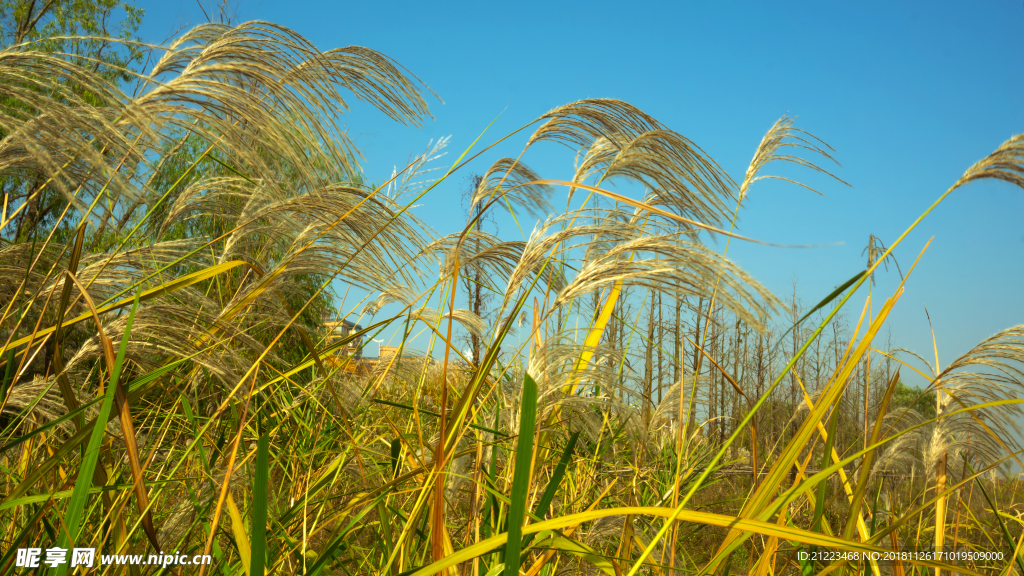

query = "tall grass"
[2, 22, 1024, 576]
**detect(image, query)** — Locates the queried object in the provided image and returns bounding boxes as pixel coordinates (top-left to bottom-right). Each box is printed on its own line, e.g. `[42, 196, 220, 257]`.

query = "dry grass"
[1, 22, 1023, 576]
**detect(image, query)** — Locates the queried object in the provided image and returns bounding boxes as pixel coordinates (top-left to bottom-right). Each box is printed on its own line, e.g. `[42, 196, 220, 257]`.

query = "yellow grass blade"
[570, 280, 623, 394]
[226, 492, 252, 576]
[407, 506, 985, 576]
[0, 260, 250, 355]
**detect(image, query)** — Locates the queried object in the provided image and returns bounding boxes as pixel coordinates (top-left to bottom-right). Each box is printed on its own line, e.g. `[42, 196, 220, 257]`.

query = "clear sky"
[137, 0, 1023, 381]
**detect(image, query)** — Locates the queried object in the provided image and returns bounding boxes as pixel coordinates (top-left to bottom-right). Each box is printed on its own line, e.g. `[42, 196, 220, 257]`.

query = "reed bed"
[1, 22, 1023, 576]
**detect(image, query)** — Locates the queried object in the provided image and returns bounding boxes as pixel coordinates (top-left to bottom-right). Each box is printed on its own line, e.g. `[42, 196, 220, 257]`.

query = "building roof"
[322, 315, 363, 333]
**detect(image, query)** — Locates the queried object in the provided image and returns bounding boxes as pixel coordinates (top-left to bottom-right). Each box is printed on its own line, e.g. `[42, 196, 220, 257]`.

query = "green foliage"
[250, 433, 270, 576]
[891, 379, 937, 419]
[0, 0, 144, 82]
[0, 0, 144, 242]
[501, 373, 538, 576]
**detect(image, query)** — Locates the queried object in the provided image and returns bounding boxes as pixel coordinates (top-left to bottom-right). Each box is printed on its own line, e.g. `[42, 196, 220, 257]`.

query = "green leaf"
[502, 373, 538, 576]
[519, 431, 579, 558]
[773, 270, 866, 351]
[390, 437, 402, 478]
[52, 291, 139, 576]
[251, 434, 270, 576]
[482, 405, 502, 540]
[0, 348, 14, 417]
[371, 398, 507, 438]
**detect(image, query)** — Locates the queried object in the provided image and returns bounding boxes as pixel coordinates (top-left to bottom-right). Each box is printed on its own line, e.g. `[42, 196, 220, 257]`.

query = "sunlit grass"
[1, 21, 1023, 576]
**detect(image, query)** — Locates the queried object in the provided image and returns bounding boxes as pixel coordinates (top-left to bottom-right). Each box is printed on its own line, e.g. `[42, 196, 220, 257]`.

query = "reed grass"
[1, 22, 1023, 576]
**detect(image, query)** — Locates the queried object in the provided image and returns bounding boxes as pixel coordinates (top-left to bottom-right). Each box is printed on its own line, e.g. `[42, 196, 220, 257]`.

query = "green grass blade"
[1, 480, 178, 511]
[390, 437, 402, 478]
[0, 504, 48, 574]
[52, 291, 139, 576]
[0, 349, 13, 414]
[532, 431, 578, 519]
[501, 373, 538, 576]
[371, 398, 507, 437]
[250, 434, 270, 576]
[482, 406, 502, 539]
[965, 458, 1024, 575]
[773, 270, 866, 353]
[0, 354, 196, 485]
[519, 430, 579, 558]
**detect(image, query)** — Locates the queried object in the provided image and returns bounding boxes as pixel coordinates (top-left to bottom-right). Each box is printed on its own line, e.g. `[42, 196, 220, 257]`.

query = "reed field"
[3, 17, 1024, 576]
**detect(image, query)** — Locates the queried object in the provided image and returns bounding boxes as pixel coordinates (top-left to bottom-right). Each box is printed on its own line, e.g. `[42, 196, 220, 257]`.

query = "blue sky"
[138, 0, 1023, 381]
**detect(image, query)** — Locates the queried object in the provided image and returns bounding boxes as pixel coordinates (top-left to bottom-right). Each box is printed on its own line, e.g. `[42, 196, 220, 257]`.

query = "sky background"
[137, 0, 1024, 384]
